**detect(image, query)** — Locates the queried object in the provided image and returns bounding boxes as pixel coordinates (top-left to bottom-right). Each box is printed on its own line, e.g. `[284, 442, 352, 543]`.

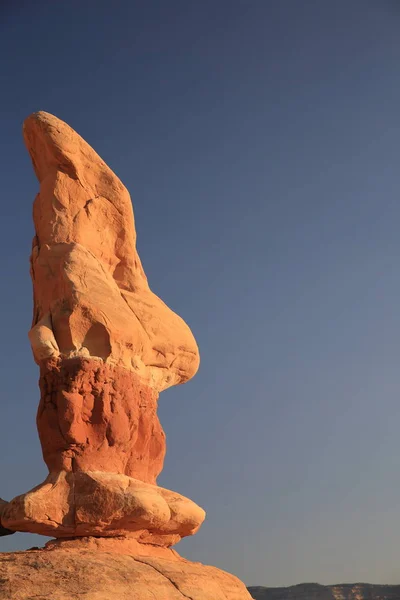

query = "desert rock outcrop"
[0, 540, 252, 599]
[2, 111, 203, 543]
[0, 111, 251, 599]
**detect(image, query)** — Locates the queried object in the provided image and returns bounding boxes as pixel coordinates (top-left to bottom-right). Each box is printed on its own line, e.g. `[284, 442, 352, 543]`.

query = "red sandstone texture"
[1, 112, 206, 543]
[37, 357, 165, 483]
[0, 112, 250, 598]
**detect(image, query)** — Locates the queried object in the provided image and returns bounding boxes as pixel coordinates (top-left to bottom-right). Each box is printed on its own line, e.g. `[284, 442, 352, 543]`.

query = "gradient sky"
[1, 0, 400, 588]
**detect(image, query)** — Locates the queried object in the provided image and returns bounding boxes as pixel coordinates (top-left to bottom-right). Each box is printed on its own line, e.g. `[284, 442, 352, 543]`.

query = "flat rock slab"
[0, 546, 252, 600]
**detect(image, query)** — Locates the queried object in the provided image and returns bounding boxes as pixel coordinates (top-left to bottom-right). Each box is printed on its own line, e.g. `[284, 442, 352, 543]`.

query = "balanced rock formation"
[0, 112, 252, 599]
[2, 111, 203, 544]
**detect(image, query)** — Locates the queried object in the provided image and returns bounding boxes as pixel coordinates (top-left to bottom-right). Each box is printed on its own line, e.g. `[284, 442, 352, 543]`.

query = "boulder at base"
[0, 537, 252, 600]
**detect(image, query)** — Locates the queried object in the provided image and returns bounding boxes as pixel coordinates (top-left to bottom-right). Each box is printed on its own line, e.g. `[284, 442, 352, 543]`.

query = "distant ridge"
[248, 583, 400, 599]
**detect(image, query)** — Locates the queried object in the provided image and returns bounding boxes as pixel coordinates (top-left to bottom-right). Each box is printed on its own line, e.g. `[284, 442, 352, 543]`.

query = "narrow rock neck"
[37, 357, 166, 484]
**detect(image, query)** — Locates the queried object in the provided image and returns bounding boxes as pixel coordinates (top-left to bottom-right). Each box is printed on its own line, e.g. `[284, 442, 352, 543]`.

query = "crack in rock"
[132, 557, 195, 600]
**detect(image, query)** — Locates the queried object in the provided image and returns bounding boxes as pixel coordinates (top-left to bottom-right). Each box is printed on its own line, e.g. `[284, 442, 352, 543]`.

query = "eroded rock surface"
[36, 358, 165, 483]
[0, 540, 253, 600]
[2, 471, 204, 544]
[0, 111, 251, 599]
[1, 112, 204, 541]
[25, 111, 199, 392]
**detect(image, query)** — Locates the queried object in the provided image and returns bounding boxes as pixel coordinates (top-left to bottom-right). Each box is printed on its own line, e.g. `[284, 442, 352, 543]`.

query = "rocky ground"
[248, 583, 400, 600]
[0, 537, 252, 599]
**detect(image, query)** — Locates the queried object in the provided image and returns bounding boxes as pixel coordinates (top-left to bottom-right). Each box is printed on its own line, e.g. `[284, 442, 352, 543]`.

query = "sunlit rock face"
[0, 111, 253, 600]
[0, 543, 253, 600]
[2, 111, 203, 543]
[25, 111, 200, 393]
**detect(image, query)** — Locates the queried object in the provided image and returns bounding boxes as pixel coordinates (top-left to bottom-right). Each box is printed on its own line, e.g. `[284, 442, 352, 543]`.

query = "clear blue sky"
[1, 0, 400, 588]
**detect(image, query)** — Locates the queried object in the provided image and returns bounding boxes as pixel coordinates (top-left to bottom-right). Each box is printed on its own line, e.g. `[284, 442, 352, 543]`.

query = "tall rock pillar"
[0, 112, 252, 600]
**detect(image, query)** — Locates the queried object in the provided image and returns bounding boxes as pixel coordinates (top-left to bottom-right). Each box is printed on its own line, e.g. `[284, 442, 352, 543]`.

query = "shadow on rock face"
[0, 524, 15, 537]
[0, 498, 15, 536]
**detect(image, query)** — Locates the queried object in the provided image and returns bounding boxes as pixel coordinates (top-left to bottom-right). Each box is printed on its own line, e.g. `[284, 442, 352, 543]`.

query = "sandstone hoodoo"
[0, 112, 252, 599]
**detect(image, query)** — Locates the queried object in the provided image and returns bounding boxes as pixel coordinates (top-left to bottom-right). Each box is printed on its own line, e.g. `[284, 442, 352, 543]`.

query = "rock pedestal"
[0, 111, 251, 599]
[0, 538, 252, 600]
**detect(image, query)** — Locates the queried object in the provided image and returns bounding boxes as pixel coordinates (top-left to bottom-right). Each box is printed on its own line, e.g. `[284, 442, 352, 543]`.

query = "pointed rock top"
[23, 111, 119, 188]
[26, 111, 200, 391]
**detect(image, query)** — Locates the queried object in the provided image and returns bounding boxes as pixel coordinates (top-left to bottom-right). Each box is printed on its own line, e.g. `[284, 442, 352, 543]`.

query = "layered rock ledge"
[1, 471, 204, 544]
